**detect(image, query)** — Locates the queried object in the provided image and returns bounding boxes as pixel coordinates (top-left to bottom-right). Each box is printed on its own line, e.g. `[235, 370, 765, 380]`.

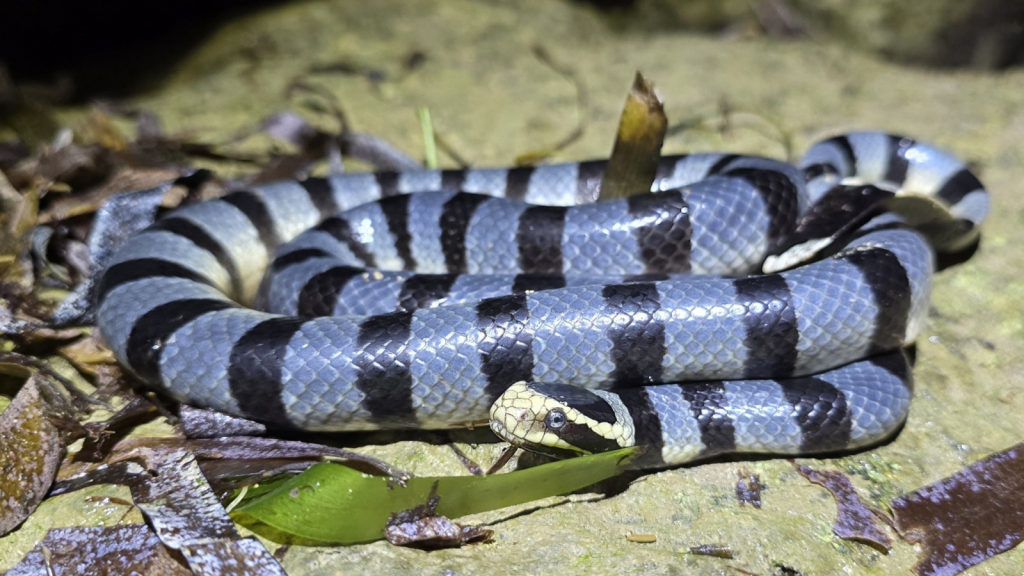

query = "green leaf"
[231, 447, 639, 545]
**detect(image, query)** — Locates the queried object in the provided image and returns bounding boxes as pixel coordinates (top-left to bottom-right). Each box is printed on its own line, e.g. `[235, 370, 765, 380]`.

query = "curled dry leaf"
[385, 516, 494, 550]
[794, 464, 892, 552]
[597, 71, 667, 201]
[384, 482, 493, 549]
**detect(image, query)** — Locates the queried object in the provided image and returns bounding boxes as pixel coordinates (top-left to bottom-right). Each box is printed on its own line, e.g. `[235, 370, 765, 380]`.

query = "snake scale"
[95, 132, 988, 470]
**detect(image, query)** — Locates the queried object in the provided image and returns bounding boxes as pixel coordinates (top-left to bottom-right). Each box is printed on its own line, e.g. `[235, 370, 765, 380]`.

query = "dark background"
[2, 0, 1024, 102]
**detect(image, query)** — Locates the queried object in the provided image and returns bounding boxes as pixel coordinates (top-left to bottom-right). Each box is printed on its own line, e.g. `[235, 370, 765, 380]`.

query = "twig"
[514, 45, 590, 165]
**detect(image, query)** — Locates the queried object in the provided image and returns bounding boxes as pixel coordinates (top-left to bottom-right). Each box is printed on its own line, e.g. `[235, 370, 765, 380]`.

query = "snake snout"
[489, 382, 546, 444]
[489, 405, 534, 443]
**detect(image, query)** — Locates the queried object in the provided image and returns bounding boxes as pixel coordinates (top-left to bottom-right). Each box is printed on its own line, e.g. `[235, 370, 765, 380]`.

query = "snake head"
[489, 381, 635, 459]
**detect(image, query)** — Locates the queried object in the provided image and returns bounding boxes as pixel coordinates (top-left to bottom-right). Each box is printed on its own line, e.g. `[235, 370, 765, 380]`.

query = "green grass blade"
[232, 447, 639, 545]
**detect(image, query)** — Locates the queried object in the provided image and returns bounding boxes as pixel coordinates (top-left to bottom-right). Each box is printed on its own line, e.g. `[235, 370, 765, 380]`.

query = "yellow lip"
[489, 417, 511, 443]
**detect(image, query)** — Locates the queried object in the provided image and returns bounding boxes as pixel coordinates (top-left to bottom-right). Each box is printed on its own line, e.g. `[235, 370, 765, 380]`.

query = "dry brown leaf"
[891, 441, 1024, 575]
[37, 166, 182, 224]
[795, 464, 892, 552]
[0, 375, 81, 536]
[5, 524, 190, 575]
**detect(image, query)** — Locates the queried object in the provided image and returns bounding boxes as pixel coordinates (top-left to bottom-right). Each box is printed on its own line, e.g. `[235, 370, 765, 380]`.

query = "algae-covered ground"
[4, 0, 1024, 574]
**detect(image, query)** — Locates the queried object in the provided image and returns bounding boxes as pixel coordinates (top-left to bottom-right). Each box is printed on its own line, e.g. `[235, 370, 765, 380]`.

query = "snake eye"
[545, 409, 567, 430]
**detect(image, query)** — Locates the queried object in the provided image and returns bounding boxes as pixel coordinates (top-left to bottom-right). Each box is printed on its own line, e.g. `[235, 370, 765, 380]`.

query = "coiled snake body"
[96, 132, 988, 469]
